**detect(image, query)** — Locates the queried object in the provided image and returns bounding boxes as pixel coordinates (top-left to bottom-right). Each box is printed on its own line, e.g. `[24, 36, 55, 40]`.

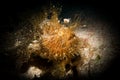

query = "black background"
[0, 0, 120, 80]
